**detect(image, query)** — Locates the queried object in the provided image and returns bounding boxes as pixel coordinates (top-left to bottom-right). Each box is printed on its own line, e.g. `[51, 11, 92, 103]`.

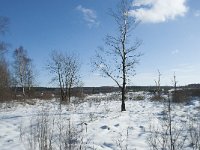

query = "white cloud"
[194, 10, 200, 17]
[76, 5, 99, 27]
[171, 49, 180, 55]
[129, 0, 188, 23]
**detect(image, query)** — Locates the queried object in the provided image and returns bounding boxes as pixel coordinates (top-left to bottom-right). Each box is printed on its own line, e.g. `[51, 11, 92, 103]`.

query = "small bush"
[171, 88, 200, 103]
[134, 95, 145, 101]
[0, 87, 12, 102]
[188, 88, 200, 97]
[39, 92, 54, 100]
[150, 94, 165, 101]
[72, 92, 86, 100]
[171, 90, 188, 103]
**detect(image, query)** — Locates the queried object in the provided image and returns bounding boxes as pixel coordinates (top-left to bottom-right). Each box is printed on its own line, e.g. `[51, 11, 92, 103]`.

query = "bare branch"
[0, 16, 9, 35]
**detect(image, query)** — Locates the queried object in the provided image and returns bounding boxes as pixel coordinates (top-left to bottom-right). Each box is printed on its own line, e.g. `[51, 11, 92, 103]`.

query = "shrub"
[20, 109, 83, 150]
[0, 87, 12, 102]
[134, 94, 145, 101]
[171, 90, 188, 103]
[188, 88, 200, 97]
[150, 94, 165, 101]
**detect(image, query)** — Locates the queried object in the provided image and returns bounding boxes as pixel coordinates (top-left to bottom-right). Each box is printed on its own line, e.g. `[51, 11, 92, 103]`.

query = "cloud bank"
[129, 0, 188, 23]
[76, 5, 99, 27]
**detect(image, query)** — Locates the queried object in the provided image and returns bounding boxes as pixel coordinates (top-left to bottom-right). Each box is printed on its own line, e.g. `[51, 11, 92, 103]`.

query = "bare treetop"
[0, 16, 9, 35]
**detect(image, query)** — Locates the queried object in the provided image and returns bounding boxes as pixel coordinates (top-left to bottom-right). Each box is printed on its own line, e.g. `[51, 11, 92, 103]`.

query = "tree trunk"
[60, 88, 65, 101]
[121, 35, 126, 111]
[22, 86, 25, 97]
[67, 78, 73, 103]
[68, 87, 71, 103]
[121, 86, 126, 111]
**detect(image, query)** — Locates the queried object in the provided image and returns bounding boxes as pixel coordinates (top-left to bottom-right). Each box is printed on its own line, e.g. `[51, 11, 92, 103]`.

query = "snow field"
[0, 92, 199, 150]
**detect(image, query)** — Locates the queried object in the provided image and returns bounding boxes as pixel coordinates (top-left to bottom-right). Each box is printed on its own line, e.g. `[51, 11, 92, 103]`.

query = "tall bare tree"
[0, 16, 10, 100]
[92, 0, 142, 111]
[13, 46, 34, 97]
[47, 50, 81, 102]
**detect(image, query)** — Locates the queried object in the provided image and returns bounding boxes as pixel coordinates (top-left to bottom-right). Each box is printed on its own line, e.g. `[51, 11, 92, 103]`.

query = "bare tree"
[0, 16, 10, 100]
[171, 73, 187, 103]
[13, 46, 34, 97]
[171, 72, 179, 102]
[0, 16, 9, 35]
[92, 0, 142, 111]
[172, 72, 177, 92]
[0, 16, 9, 54]
[26, 62, 35, 97]
[47, 50, 81, 102]
[154, 70, 161, 96]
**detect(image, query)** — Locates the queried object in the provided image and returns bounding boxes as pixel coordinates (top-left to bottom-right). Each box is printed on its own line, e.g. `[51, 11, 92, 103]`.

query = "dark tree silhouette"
[92, 0, 142, 111]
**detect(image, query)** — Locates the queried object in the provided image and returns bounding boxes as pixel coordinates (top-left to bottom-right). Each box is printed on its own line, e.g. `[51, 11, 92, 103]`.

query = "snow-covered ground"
[0, 92, 199, 150]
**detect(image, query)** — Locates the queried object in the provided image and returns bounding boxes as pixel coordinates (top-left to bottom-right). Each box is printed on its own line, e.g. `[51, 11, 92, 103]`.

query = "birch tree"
[13, 46, 33, 96]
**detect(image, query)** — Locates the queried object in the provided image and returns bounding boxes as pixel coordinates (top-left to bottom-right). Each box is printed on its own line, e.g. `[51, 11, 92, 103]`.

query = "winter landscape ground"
[0, 92, 199, 150]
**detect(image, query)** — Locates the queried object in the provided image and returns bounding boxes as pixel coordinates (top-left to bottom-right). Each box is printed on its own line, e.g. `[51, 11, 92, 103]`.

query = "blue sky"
[0, 0, 200, 87]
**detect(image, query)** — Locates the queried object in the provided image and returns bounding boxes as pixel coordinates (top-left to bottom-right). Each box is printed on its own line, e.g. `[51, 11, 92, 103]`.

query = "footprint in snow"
[101, 125, 110, 130]
[114, 124, 119, 127]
